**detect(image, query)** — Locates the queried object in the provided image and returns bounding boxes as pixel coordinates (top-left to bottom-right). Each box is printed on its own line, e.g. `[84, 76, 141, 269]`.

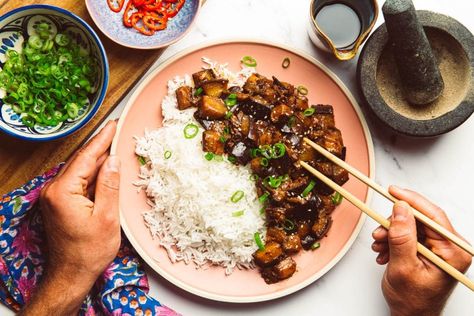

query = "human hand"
[372, 186, 472, 316]
[20, 121, 121, 315]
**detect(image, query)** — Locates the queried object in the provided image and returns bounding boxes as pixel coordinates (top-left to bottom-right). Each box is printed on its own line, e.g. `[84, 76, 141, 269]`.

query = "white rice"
[135, 59, 265, 274]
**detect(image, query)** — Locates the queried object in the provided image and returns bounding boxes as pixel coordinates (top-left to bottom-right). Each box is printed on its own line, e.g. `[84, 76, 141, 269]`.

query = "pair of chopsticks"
[300, 137, 474, 292]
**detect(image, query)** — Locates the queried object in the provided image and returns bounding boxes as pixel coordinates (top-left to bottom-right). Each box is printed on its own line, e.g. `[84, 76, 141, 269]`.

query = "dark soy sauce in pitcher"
[314, 3, 361, 48]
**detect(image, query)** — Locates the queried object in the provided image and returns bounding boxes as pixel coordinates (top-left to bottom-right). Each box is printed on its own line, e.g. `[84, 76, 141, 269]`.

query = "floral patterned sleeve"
[0, 166, 180, 316]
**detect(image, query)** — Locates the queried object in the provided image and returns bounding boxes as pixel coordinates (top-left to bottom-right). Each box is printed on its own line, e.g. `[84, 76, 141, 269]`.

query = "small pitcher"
[308, 0, 379, 61]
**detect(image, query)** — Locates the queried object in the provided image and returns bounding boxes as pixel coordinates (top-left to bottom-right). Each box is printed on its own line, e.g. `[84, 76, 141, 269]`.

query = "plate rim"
[111, 39, 375, 303]
[85, 0, 203, 50]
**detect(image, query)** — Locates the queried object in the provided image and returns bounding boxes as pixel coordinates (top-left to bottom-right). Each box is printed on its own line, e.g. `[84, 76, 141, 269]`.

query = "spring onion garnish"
[258, 192, 270, 203]
[223, 126, 230, 134]
[297, 85, 309, 95]
[303, 108, 316, 117]
[228, 156, 237, 163]
[259, 207, 265, 215]
[0, 30, 97, 127]
[219, 136, 226, 143]
[232, 210, 245, 217]
[137, 155, 146, 165]
[194, 87, 203, 96]
[288, 116, 296, 127]
[204, 152, 214, 161]
[164, 150, 172, 159]
[250, 148, 261, 158]
[259, 145, 274, 159]
[331, 192, 343, 205]
[225, 111, 233, 119]
[283, 219, 295, 232]
[272, 143, 286, 158]
[225, 93, 237, 107]
[241, 55, 257, 67]
[249, 174, 259, 181]
[260, 157, 269, 167]
[265, 175, 284, 189]
[282, 57, 291, 69]
[214, 155, 224, 162]
[301, 180, 316, 197]
[254, 232, 265, 251]
[311, 242, 321, 250]
[183, 123, 199, 139]
[231, 190, 244, 203]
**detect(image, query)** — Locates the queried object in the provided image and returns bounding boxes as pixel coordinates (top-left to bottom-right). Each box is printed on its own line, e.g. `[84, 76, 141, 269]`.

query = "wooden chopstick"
[303, 137, 474, 257]
[300, 161, 474, 292]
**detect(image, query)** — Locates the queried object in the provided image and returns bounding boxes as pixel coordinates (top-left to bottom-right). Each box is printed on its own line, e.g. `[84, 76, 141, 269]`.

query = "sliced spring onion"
[249, 174, 259, 181]
[164, 150, 172, 159]
[331, 192, 343, 205]
[225, 111, 233, 119]
[297, 85, 309, 95]
[241, 55, 257, 67]
[283, 219, 295, 232]
[232, 210, 245, 217]
[183, 123, 199, 139]
[194, 87, 203, 96]
[303, 108, 316, 117]
[258, 192, 270, 203]
[219, 136, 226, 143]
[231, 190, 245, 203]
[214, 155, 224, 162]
[272, 143, 286, 158]
[225, 93, 237, 107]
[311, 242, 321, 250]
[54, 33, 70, 47]
[301, 180, 316, 197]
[204, 152, 214, 161]
[282, 57, 291, 69]
[254, 232, 265, 251]
[259, 207, 265, 215]
[223, 126, 230, 134]
[265, 175, 283, 189]
[137, 155, 146, 165]
[259, 145, 274, 159]
[228, 156, 237, 163]
[288, 116, 296, 127]
[250, 148, 260, 158]
[260, 157, 269, 167]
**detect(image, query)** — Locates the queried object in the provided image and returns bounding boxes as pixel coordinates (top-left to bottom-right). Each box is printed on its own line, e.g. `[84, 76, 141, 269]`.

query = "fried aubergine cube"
[262, 257, 297, 284]
[283, 234, 302, 254]
[253, 241, 283, 267]
[312, 211, 332, 240]
[192, 69, 216, 87]
[201, 79, 229, 98]
[196, 95, 228, 120]
[202, 130, 224, 155]
[176, 86, 194, 110]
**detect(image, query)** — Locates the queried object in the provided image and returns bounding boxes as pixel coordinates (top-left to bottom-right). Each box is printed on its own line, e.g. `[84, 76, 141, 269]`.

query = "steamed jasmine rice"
[135, 59, 265, 274]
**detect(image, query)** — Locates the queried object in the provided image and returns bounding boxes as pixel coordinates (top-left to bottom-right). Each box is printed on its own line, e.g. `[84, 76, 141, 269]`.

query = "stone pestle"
[382, 0, 444, 105]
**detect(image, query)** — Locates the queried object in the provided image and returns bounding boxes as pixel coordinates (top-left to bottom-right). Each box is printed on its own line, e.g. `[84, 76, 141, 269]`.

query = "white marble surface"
[2, 0, 474, 315]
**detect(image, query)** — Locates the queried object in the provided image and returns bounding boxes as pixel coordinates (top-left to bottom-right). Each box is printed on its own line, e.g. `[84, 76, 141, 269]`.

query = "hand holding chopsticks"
[300, 137, 474, 292]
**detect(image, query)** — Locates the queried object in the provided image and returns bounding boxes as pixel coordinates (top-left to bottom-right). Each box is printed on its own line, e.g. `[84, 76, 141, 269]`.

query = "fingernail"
[374, 227, 383, 235]
[107, 155, 121, 172]
[393, 201, 410, 221]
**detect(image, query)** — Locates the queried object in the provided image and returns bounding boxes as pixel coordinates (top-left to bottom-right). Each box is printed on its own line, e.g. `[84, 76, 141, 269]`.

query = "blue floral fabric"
[0, 166, 180, 316]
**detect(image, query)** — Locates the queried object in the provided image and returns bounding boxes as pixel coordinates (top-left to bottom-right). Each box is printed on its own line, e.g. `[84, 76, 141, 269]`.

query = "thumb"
[94, 155, 121, 218]
[388, 201, 418, 265]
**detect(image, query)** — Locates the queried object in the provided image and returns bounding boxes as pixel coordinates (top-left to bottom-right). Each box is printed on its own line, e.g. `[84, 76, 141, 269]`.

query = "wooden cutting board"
[0, 0, 199, 195]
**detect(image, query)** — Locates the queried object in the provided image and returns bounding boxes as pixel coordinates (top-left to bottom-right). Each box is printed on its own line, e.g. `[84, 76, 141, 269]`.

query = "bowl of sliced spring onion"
[0, 5, 109, 141]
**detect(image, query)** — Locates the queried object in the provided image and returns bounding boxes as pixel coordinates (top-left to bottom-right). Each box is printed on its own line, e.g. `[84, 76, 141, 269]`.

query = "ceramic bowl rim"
[0, 4, 109, 142]
[85, 0, 203, 50]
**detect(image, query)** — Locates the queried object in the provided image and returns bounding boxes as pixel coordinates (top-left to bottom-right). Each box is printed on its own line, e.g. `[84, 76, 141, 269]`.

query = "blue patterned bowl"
[0, 5, 109, 141]
[85, 0, 201, 49]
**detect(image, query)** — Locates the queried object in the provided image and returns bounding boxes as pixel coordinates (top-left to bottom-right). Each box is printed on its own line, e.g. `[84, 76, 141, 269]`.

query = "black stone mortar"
[357, 10, 474, 137]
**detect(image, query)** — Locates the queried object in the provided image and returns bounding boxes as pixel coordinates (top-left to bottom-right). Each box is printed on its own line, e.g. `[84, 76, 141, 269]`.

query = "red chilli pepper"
[131, 12, 155, 36]
[123, 0, 136, 27]
[107, 0, 125, 13]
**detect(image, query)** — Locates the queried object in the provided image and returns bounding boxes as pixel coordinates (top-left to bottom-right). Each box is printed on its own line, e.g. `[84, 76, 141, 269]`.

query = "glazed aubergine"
[176, 69, 348, 284]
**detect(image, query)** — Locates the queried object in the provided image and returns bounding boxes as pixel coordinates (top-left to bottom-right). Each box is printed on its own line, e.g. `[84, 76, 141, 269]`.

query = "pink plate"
[111, 40, 375, 303]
